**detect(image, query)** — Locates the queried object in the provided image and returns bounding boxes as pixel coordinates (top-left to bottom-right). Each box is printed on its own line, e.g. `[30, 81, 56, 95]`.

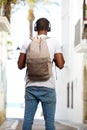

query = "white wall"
[55, 0, 85, 123]
[0, 31, 8, 124]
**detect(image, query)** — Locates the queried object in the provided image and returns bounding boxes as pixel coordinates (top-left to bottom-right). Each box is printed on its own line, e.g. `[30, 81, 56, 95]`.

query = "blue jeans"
[22, 86, 56, 130]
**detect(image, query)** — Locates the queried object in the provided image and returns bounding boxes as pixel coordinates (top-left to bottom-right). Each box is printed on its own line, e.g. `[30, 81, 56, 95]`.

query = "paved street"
[1, 118, 87, 130]
[16, 119, 77, 130]
[0, 118, 77, 130]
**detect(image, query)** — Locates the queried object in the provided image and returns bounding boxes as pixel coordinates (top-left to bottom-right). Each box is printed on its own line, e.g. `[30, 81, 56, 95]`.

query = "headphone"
[34, 18, 51, 32]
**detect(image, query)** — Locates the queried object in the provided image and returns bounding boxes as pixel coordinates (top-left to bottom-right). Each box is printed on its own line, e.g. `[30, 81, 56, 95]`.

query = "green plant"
[7, 40, 12, 45]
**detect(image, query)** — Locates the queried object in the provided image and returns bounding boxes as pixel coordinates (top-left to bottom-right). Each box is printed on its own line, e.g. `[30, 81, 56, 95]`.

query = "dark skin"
[17, 30, 65, 69]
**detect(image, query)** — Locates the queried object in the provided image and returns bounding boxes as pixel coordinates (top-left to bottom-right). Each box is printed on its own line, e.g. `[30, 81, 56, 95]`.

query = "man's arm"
[17, 53, 26, 69]
[54, 53, 65, 69]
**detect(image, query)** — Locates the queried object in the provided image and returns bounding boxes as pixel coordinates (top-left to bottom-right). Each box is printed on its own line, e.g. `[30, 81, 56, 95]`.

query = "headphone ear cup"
[48, 27, 51, 31]
[48, 23, 51, 31]
[34, 22, 37, 31]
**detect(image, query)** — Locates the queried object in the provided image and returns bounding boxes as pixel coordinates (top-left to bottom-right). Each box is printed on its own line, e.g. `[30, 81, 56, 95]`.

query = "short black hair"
[34, 18, 51, 32]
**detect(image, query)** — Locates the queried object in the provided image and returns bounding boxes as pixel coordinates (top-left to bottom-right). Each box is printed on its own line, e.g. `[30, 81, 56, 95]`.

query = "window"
[71, 81, 74, 108]
[67, 82, 70, 108]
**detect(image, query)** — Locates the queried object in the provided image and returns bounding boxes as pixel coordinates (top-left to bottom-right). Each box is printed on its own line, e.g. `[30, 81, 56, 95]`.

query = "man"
[17, 18, 65, 130]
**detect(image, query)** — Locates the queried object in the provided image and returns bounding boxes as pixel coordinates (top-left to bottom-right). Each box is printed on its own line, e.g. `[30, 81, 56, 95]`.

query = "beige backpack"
[26, 36, 52, 81]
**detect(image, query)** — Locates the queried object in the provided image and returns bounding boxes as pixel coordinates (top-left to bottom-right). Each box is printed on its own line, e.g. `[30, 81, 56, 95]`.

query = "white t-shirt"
[20, 34, 62, 89]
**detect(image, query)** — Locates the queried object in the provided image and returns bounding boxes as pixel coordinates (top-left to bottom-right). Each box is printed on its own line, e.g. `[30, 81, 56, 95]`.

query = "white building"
[0, 16, 10, 124]
[55, 0, 87, 124]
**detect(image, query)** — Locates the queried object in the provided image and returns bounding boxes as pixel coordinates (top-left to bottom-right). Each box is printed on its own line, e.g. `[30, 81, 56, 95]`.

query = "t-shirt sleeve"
[55, 40, 63, 54]
[20, 40, 30, 54]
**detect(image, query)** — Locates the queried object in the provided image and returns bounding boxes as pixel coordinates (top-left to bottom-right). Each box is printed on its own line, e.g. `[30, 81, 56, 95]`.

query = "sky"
[10, 0, 62, 49]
